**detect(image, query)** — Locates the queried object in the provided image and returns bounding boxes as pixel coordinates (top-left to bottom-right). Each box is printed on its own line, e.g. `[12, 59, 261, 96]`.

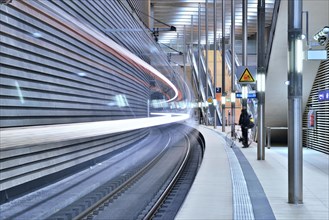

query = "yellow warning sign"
[207, 97, 213, 103]
[239, 68, 255, 83]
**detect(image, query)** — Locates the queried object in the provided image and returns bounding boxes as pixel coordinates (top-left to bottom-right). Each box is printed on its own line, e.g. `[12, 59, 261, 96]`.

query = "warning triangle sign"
[239, 68, 255, 83]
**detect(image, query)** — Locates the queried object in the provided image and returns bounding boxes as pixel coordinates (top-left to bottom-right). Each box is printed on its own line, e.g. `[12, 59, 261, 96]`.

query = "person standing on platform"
[239, 107, 250, 148]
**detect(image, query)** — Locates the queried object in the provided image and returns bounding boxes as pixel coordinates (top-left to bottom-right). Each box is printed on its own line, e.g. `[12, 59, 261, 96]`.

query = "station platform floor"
[175, 125, 329, 220]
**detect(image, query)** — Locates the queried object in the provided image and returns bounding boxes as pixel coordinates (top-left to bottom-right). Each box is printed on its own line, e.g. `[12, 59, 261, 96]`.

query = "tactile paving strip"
[225, 144, 255, 220]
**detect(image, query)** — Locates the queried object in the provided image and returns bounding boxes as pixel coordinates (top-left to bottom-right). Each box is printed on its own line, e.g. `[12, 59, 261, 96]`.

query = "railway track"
[0, 125, 203, 220]
[143, 128, 204, 220]
[71, 135, 181, 220]
[51, 125, 203, 220]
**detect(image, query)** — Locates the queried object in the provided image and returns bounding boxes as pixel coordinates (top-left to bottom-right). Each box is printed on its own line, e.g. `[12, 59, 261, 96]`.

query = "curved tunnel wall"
[0, 128, 149, 203]
[0, 0, 185, 202]
[0, 0, 151, 128]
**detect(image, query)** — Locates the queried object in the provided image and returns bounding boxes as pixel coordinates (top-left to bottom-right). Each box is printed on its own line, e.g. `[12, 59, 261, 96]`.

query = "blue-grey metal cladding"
[0, 0, 175, 128]
[0, 0, 184, 196]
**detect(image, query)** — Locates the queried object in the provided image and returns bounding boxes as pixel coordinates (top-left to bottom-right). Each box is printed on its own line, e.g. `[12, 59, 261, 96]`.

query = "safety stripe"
[225, 144, 255, 220]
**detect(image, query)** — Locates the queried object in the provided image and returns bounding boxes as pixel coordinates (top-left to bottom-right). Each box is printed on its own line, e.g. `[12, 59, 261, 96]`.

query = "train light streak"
[0, 114, 190, 149]
[15, 81, 25, 104]
[37, 0, 179, 103]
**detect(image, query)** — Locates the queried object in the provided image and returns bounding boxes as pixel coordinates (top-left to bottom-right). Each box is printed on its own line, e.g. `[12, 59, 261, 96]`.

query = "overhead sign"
[318, 89, 329, 101]
[236, 92, 257, 99]
[237, 66, 256, 84]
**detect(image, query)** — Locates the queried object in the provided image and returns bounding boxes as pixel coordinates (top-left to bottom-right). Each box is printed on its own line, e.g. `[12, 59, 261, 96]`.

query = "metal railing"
[188, 46, 222, 125]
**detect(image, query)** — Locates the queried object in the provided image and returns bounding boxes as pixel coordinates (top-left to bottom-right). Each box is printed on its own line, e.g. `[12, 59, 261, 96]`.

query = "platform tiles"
[176, 125, 263, 220]
[239, 143, 329, 220]
[176, 125, 328, 220]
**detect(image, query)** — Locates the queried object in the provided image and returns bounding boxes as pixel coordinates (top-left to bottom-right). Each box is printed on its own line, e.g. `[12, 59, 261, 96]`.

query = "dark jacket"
[239, 109, 249, 128]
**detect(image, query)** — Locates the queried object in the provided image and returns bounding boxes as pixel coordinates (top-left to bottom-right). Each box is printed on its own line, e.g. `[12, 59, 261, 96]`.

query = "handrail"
[265, 0, 281, 73]
[199, 49, 223, 125]
[188, 46, 222, 125]
[189, 48, 206, 101]
[188, 47, 207, 120]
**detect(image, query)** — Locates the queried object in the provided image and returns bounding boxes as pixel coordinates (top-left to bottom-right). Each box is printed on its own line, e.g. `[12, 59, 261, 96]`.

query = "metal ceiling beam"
[151, 0, 275, 45]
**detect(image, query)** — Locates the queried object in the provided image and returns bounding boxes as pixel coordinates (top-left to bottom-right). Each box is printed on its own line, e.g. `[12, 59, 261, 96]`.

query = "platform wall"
[0, 1, 150, 128]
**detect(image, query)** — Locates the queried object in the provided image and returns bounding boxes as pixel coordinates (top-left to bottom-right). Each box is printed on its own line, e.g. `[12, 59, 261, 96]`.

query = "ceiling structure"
[150, 0, 276, 48]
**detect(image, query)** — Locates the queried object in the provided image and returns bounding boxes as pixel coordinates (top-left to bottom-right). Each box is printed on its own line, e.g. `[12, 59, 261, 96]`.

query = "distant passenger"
[239, 107, 250, 148]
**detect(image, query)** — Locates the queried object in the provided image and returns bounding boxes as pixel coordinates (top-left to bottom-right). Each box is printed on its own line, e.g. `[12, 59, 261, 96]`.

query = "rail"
[73, 137, 172, 220]
[265, 0, 281, 73]
[73, 132, 192, 220]
[143, 134, 191, 219]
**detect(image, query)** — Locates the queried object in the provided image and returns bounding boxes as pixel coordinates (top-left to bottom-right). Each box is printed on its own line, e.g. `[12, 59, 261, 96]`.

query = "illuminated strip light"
[231, 92, 236, 103]
[242, 86, 248, 99]
[295, 39, 303, 73]
[37, 1, 179, 102]
[257, 74, 266, 92]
